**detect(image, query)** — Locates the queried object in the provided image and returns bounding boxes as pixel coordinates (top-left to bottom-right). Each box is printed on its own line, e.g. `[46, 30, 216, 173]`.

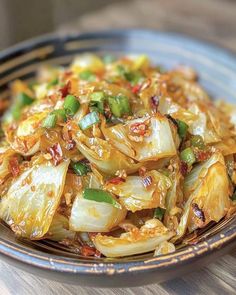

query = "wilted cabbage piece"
[174, 152, 230, 240]
[158, 96, 197, 125]
[5, 112, 48, 156]
[93, 219, 174, 257]
[212, 137, 236, 156]
[105, 170, 172, 212]
[102, 114, 176, 162]
[74, 132, 141, 175]
[48, 213, 76, 241]
[0, 159, 69, 239]
[0, 146, 16, 183]
[70, 54, 104, 74]
[163, 158, 184, 231]
[216, 100, 236, 129]
[154, 241, 175, 257]
[188, 102, 234, 144]
[172, 75, 210, 102]
[69, 191, 127, 232]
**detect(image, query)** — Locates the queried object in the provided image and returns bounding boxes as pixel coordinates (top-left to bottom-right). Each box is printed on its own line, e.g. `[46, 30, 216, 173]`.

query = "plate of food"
[0, 30, 235, 287]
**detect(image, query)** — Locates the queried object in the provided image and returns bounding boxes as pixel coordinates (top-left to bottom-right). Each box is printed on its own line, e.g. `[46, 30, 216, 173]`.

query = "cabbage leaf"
[0, 159, 69, 239]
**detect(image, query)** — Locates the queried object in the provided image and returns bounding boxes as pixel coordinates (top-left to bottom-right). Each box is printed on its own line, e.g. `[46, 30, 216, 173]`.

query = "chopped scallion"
[53, 109, 67, 122]
[180, 147, 196, 166]
[11, 92, 34, 120]
[108, 95, 131, 117]
[79, 70, 96, 81]
[83, 188, 122, 209]
[154, 207, 165, 220]
[90, 92, 105, 113]
[47, 78, 58, 88]
[71, 162, 90, 176]
[78, 111, 100, 130]
[64, 95, 80, 116]
[42, 113, 57, 128]
[11, 105, 21, 120]
[17, 92, 34, 106]
[190, 135, 205, 149]
[90, 92, 104, 101]
[176, 119, 188, 139]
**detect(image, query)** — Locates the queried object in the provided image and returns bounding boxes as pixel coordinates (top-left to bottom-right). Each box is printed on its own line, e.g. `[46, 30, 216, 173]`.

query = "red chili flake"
[192, 203, 205, 222]
[139, 166, 147, 177]
[107, 177, 125, 185]
[8, 157, 20, 177]
[81, 245, 100, 257]
[132, 84, 141, 94]
[65, 139, 76, 151]
[196, 150, 210, 162]
[48, 143, 63, 166]
[180, 161, 188, 176]
[150, 95, 159, 110]
[130, 122, 147, 136]
[59, 81, 71, 98]
[142, 176, 153, 188]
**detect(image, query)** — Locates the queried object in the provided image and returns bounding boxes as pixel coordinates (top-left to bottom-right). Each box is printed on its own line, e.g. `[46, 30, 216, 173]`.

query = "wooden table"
[1, 0, 236, 294]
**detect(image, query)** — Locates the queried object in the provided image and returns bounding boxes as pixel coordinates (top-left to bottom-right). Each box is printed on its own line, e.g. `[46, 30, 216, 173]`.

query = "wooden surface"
[1, 0, 236, 294]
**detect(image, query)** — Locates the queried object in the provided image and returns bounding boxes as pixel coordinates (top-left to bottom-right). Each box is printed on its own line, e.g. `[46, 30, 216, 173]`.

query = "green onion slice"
[11, 105, 22, 120]
[154, 207, 165, 220]
[71, 162, 90, 176]
[42, 109, 66, 128]
[190, 135, 205, 149]
[176, 119, 188, 139]
[78, 111, 100, 130]
[17, 92, 34, 106]
[90, 92, 105, 113]
[79, 70, 96, 81]
[108, 95, 131, 117]
[53, 109, 67, 122]
[64, 95, 80, 116]
[47, 78, 59, 88]
[42, 113, 57, 128]
[83, 188, 122, 209]
[180, 147, 196, 166]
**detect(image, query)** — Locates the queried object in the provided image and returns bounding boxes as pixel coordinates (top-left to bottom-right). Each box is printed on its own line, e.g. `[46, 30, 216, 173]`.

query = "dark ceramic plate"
[0, 30, 236, 287]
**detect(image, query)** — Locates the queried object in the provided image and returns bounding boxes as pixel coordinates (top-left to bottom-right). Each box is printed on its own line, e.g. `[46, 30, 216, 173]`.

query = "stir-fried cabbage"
[174, 152, 230, 240]
[105, 170, 171, 212]
[158, 96, 197, 125]
[102, 114, 176, 162]
[0, 146, 16, 183]
[188, 102, 233, 144]
[0, 53, 234, 258]
[74, 132, 142, 175]
[70, 192, 127, 232]
[93, 219, 174, 257]
[5, 111, 48, 156]
[48, 213, 76, 241]
[0, 159, 69, 239]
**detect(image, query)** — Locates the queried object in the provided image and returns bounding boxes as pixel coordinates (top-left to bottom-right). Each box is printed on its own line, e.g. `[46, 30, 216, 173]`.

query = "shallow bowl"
[0, 30, 235, 287]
